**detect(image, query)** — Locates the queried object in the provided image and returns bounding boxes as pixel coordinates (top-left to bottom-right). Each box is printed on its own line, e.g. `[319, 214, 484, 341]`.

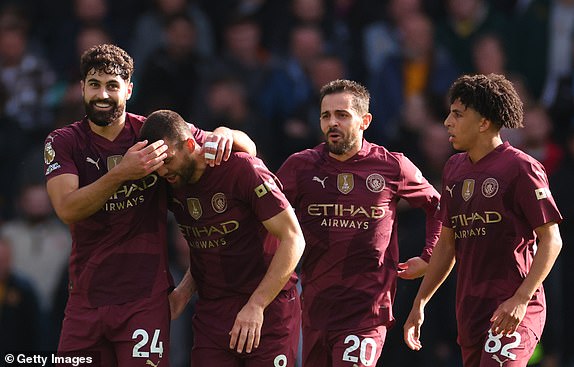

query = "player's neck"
[467, 135, 503, 163]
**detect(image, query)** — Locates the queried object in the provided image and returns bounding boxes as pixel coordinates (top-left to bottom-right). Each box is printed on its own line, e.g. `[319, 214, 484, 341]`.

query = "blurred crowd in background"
[0, 0, 573, 366]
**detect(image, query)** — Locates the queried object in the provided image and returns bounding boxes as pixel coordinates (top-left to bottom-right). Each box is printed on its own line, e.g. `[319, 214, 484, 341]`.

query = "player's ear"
[185, 138, 196, 152]
[361, 113, 373, 131]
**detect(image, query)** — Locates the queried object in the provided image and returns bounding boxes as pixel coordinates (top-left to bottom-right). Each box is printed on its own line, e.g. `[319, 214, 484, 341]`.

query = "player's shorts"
[302, 324, 387, 367]
[58, 290, 170, 367]
[461, 325, 538, 367]
[192, 286, 300, 367]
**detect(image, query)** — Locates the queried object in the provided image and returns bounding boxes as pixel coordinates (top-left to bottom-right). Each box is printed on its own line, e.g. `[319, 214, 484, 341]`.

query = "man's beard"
[171, 155, 197, 188]
[85, 99, 125, 127]
[325, 128, 358, 155]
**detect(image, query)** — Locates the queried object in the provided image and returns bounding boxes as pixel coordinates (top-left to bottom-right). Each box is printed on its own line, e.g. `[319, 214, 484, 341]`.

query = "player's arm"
[47, 140, 168, 224]
[490, 221, 562, 335]
[403, 226, 456, 351]
[202, 127, 257, 167]
[169, 267, 197, 320]
[396, 158, 441, 279]
[229, 207, 305, 354]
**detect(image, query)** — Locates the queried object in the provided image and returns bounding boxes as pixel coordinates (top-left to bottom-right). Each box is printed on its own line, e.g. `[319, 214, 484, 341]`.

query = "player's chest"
[443, 172, 510, 213]
[296, 167, 399, 214]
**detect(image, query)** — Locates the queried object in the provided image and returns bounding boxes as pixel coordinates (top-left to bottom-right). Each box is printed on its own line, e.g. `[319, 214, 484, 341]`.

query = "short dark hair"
[448, 73, 523, 129]
[80, 43, 134, 81]
[140, 110, 190, 146]
[319, 79, 370, 116]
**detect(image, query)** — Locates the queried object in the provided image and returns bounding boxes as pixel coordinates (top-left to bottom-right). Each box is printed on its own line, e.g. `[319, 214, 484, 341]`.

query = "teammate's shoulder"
[126, 112, 146, 129]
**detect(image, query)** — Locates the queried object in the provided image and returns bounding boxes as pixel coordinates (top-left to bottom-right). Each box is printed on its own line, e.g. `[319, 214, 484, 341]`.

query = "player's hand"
[490, 295, 527, 335]
[112, 140, 168, 180]
[398, 256, 428, 279]
[229, 302, 264, 353]
[202, 127, 233, 167]
[403, 306, 424, 351]
[168, 287, 190, 320]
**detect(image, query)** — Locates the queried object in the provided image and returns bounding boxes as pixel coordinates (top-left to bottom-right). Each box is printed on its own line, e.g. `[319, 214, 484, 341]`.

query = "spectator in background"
[194, 76, 274, 166]
[133, 13, 207, 118]
[258, 23, 325, 126]
[362, 0, 422, 84]
[0, 83, 27, 221]
[519, 104, 564, 175]
[0, 3, 56, 144]
[208, 14, 272, 109]
[368, 11, 458, 145]
[0, 181, 71, 349]
[129, 0, 214, 80]
[510, 0, 574, 102]
[435, 0, 508, 74]
[0, 235, 41, 353]
[46, 0, 126, 76]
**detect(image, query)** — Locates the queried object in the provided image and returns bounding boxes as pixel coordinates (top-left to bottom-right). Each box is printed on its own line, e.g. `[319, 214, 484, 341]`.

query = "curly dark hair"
[80, 43, 134, 81]
[448, 73, 523, 129]
[319, 79, 370, 116]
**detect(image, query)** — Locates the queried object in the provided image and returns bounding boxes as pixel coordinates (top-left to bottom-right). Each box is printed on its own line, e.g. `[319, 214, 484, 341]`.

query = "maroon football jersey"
[168, 152, 296, 300]
[277, 140, 441, 330]
[439, 141, 563, 347]
[44, 113, 206, 307]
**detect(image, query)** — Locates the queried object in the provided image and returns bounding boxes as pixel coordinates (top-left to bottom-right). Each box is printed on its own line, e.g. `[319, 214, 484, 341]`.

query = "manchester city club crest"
[366, 173, 385, 193]
[211, 192, 227, 213]
[337, 173, 354, 194]
[481, 178, 499, 198]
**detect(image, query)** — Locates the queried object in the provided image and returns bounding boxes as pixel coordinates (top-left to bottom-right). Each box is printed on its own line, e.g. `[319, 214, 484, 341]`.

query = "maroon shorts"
[461, 325, 539, 367]
[58, 290, 170, 367]
[192, 287, 301, 367]
[302, 324, 387, 367]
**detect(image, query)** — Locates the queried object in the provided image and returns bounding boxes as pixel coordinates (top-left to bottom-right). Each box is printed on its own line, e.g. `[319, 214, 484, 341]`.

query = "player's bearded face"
[169, 153, 197, 188]
[325, 126, 360, 155]
[84, 98, 125, 127]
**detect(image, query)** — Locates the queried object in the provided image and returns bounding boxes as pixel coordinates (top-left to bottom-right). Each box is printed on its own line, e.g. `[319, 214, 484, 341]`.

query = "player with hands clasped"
[140, 110, 305, 366]
[44, 44, 254, 366]
[403, 74, 563, 367]
[277, 79, 441, 367]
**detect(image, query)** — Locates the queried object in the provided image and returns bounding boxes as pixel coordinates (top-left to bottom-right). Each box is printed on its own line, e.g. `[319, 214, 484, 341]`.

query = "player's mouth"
[164, 174, 178, 184]
[92, 100, 114, 109]
[327, 129, 343, 141]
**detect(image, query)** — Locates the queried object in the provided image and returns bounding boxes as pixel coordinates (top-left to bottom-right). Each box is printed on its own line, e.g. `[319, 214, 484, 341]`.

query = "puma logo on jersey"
[313, 176, 328, 188]
[86, 157, 100, 170]
[445, 184, 455, 197]
[491, 355, 509, 366]
[146, 360, 160, 367]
